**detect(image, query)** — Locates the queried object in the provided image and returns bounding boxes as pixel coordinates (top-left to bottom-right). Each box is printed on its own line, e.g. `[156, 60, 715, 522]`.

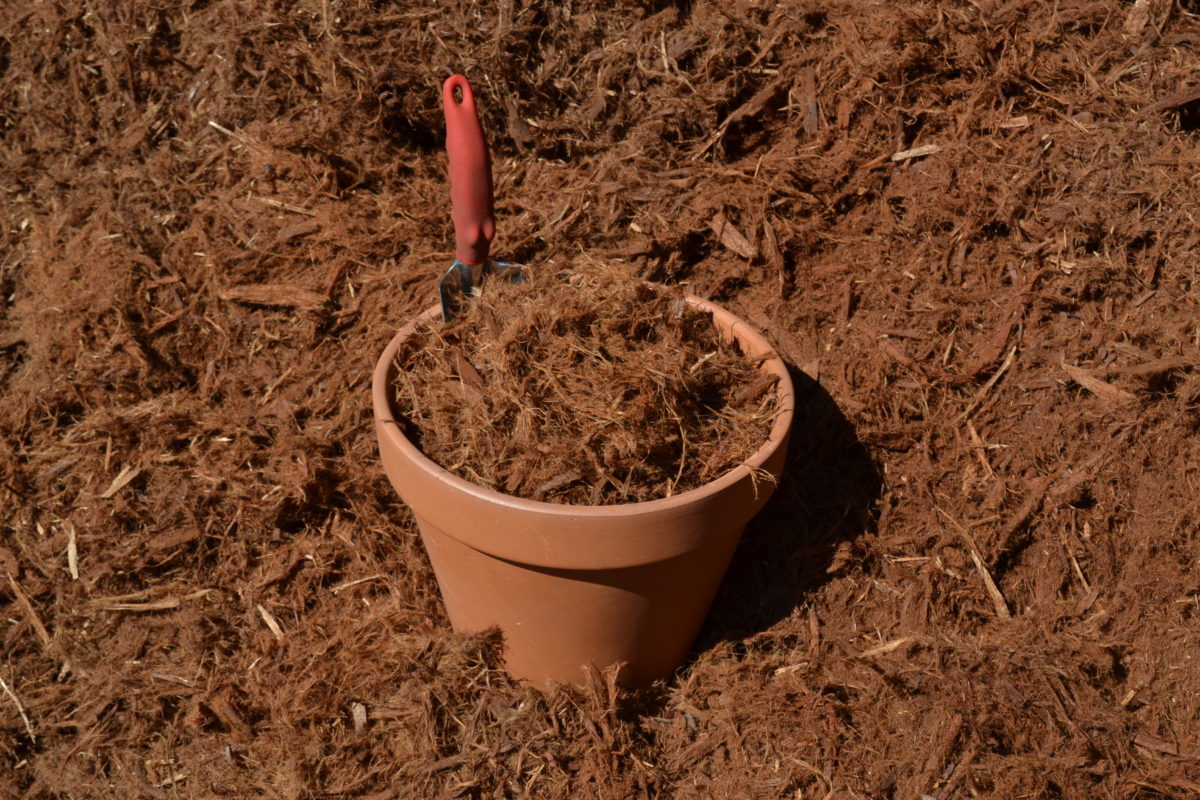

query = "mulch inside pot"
[392, 267, 781, 505]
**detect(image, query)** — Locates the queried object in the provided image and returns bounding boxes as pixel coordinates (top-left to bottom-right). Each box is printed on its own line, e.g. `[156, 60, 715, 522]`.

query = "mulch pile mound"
[2, 1, 1199, 798]
[393, 267, 779, 504]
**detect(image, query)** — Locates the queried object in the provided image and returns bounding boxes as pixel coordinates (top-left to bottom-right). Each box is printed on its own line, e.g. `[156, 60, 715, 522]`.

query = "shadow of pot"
[697, 364, 882, 650]
[372, 296, 796, 688]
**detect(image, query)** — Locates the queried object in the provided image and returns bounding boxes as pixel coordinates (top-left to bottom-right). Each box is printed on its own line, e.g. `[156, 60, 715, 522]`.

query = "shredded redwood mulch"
[393, 267, 780, 504]
[2, 1, 1199, 798]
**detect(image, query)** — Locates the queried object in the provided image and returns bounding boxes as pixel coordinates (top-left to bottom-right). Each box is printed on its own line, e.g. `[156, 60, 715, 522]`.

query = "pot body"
[372, 296, 795, 687]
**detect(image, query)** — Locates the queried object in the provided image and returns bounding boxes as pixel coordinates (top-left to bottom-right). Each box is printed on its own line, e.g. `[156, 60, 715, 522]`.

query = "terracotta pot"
[372, 295, 795, 687]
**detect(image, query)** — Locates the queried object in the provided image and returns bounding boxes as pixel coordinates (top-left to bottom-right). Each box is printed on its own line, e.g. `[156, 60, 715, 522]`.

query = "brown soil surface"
[393, 267, 780, 504]
[2, 1, 1199, 798]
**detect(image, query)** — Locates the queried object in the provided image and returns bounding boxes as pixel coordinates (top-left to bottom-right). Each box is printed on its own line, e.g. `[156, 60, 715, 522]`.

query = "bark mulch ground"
[2, 1, 1199, 797]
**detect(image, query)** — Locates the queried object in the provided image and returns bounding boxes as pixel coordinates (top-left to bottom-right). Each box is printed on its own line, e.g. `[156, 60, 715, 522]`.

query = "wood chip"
[252, 195, 316, 216]
[735, 373, 780, 405]
[352, 702, 368, 732]
[66, 522, 78, 581]
[0, 676, 35, 743]
[807, 606, 821, 661]
[1047, 445, 1118, 502]
[1124, 0, 1155, 36]
[156, 772, 187, 788]
[857, 637, 914, 658]
[693, 75, 790, 157]
[147, 303, 196, 335]
[962, 537, 1011, 619]
[504, 95, 535, 150]
[1141, 85, 1200, 117]
[1101, 356, 1194, 377]
[206, 691, 251, 737]
[331, 574, 385, 594]
[275, 220, 321, 243]
[150, 672, 195, 687]
[219, 284, 328, 311]
[257, 604, 285, 641]
[668, 730, 730, 771]
[891, 144, 942, 161]
[8, 574, 52, 649]
[939, 509, 1011, 619]
[999, 116, 1031, 129]
[531, 470, 582, 500]
[879, 328, 926, 340]
[966, 421, 996, 479]
[146, 527, 202, 552]
[773, 662, 810, 676]
[709, 212, 757, 259]
[93, 597, 181, 612]
[424, 753, 468, 774]
[503, 463, 532, 495]
[762, 217, 784, 275]
[451, 349, 486, 389]
[1134, 730, 1190, 757]
[1061, 362, 1138, 407]
[799, 65, 819, 136]
[99, 465, 141, 499]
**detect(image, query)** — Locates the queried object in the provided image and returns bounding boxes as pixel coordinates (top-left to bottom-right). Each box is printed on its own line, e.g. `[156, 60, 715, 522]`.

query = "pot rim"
[372, 293, 795, 518]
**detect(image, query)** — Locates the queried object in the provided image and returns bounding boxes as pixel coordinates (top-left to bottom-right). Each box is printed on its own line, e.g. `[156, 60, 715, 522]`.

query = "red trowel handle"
[443, 74, 494, 266]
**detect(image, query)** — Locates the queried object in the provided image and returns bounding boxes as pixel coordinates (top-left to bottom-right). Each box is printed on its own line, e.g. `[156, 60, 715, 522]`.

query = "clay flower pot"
[372, 295, 795, 687]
